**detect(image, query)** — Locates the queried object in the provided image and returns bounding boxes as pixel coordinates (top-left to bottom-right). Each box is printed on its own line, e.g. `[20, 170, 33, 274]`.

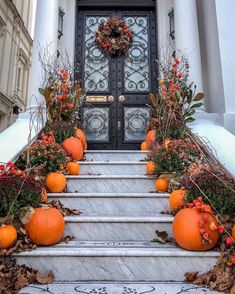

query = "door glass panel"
[124, 17, 150, 92]
[124, 107, 150, 141]
[83, 107, 109, 141]
[84, 16, 109, 92]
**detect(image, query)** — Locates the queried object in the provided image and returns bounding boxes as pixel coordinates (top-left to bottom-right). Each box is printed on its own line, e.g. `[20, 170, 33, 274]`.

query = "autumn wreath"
[95, 17, 133, 56]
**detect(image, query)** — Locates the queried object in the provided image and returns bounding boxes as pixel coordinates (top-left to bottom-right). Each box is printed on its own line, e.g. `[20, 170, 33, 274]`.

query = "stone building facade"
[0, 0, 34, 132]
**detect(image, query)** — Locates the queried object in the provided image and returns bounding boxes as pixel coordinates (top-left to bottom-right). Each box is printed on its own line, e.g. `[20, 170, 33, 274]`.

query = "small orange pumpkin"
[26, 207, 64, 246]
[66, 162, 80, 175]
[146, 130, 158, 150]
[0, 224, 17, 249]
[45, 172, 66, 193]
[146, 161, 156, 175]
[169, 189, 187, 212]
[155, 178, 169, 192]
[232, 224, 235, 240]
[75, 129, 86, 148]
[62, 137, 84, 161]
[173, 208, 220, 251]
[41, 187, 48, 202]
[141, 141, 148, 151]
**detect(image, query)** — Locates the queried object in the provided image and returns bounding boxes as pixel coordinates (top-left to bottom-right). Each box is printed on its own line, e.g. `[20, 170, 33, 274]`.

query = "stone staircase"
[18, 150, 219, 292]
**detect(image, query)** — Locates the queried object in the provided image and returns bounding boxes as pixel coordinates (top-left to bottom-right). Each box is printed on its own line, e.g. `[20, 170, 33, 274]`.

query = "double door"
[76, 9, 157, 149]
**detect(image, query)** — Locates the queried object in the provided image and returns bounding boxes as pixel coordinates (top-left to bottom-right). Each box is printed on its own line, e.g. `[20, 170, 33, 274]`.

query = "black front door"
[76, 9, 157, 149]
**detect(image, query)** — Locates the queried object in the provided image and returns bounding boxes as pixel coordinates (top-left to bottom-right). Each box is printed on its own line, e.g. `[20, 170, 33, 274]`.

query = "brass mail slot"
[86, 96, 107, 102]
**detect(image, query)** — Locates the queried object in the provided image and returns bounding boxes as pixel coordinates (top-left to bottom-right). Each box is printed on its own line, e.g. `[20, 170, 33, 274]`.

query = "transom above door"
[76, 9, 157, 149]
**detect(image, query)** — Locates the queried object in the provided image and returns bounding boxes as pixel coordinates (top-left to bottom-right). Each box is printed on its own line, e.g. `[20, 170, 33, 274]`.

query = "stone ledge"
[15, 240, 219, 257]
[64, 214, 173, 223]
[48, 192, 170, 198]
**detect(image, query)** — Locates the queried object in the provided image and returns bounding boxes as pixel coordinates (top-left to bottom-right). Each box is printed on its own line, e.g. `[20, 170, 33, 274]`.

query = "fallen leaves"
[185, 247, 235, 293]
[152, 230, 174, 244]
[0, 257, 54, 294]
[48, 200, 80, 216]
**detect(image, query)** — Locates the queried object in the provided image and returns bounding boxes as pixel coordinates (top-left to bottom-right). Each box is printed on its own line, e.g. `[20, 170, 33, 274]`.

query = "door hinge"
[118, 81, 122, 89]
[118, 121, 121, 130]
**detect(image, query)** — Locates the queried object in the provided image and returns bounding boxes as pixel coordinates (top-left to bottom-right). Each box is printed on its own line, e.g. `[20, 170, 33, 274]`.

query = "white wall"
[156, 0, 174, 60]
[58, 0, 76, 63]
[196, 0, 225, 114]
[215, 0, 235, 134]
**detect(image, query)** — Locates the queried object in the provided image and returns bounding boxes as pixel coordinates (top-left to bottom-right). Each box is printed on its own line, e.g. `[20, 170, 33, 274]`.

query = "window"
[17, 67, 22, 90]
[16, 49, 29, 104]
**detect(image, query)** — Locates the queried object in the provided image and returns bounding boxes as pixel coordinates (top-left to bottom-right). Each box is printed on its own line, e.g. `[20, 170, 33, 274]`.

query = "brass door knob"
[108, 95, 115, 103]
[118, 95, 126, 103]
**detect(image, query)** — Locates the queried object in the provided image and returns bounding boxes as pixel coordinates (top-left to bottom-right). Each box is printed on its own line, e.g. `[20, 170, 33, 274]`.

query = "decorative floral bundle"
[95, 17, 133, 56]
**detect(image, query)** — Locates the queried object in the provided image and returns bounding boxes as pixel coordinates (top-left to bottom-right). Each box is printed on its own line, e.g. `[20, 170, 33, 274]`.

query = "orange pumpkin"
[0, 224, 17, 249]
[62, 137, 84, 161]
[141, 141, 148, 151]
[169, 189, 187, 212]
[146, 130, 158, 150]
[26, 207, 64, 246]
[232, 224, 235, 240]
[173, 208, 220, 251]
[146, 161, 156, 175]
[155, 178, 169, 192]
[66, 162, 80, 175]
[75, 129, 86, 148]
[41, 187, 48, 202]
[45, 172, 66, 193]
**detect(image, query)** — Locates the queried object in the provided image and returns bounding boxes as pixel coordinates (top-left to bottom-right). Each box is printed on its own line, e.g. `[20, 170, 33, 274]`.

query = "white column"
[28, 0, 58, 111]
[174, 0, 203, 94]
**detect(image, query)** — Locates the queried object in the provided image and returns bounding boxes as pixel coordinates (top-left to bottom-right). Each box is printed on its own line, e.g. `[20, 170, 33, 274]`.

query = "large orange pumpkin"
[66, 162, 80, 175]
[0, 224, 17, 249]
[75, 129, 86, 147]
[169, 189, 187, 212]
[26, 207, 65, 246]
[62, 137, 84, 161]
[173, 208, 220, 251]
[146, 161, 156, 175]
[146, 130, 158, 150]
[45, 172, 66, 193]
[155, 178, 169, 192]
[141, 141, 148, 151]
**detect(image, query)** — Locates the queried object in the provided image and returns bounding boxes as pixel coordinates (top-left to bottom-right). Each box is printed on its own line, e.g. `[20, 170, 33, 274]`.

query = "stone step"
[15, 240, 219, 281]
[85, 150, 148, 161]
[49, 192, 169, 214]
[66, 175, 156, 193]
[20, 280, 220, 294]
[64, 214, 173, 240]
[79, 161, 147, 175]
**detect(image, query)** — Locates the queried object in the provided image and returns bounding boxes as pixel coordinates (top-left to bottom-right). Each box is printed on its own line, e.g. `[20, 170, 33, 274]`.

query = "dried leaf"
[152, 230, 169, 244]
[18, 206, 35, 225]
[194, 92, 205, 101]
[185, 271, 199, 282]
[36, 271, 54, 284]
[15, 275, 29, 290]
[62, 235, 74, 243]
[149, 93, 157, 105]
